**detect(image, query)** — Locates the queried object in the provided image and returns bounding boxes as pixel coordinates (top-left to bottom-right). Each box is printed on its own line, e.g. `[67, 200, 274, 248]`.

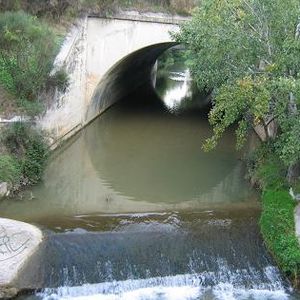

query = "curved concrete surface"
[0, 218, 42, 298]
[38, 15, 180, 147]
[86, 42, 176, 121]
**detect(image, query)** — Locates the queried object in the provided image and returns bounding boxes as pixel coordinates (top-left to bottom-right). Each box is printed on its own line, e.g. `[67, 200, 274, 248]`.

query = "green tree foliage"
[175, 0, 300, 168]
[0, 11, 58, 104]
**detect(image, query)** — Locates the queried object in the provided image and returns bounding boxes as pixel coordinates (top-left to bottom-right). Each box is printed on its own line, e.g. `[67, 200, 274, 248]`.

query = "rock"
[295, 204, 300, 241]
[289, 187, 300, 201]
[0, 182, 9, 199]
[0, 218, 43, 298]
[0, 286, 18, 299]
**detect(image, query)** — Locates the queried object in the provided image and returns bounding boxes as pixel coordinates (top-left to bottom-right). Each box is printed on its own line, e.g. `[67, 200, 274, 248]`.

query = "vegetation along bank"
[175, 0, 300, 286]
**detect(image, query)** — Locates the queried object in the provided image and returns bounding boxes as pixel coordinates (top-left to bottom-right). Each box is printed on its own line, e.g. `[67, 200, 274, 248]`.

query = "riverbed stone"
[295, 204, 300, 244]
[0, 182, 8, 199]
[0, 218, 43, 298]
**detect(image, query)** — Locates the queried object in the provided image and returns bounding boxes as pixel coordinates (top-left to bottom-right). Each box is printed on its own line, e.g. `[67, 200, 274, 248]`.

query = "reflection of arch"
[84, 101, 245, 204]
[86, 42, 177, 123]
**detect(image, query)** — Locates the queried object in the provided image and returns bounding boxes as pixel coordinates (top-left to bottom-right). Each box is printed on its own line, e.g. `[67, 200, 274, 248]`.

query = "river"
[0, 62, 297, 299]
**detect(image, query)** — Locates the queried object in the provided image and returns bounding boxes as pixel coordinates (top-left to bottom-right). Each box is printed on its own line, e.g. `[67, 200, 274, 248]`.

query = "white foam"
[74, 212, 171, 218]
[213, 283, 289, 300]
[39, 270, 290, 300]
[58, 286, 200, 300]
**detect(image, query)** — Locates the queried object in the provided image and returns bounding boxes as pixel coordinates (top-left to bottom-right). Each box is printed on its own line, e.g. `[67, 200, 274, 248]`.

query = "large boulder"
[0, 218, 43, 298]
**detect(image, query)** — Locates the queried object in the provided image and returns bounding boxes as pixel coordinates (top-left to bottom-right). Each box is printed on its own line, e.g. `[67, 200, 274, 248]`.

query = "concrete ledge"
[0, 218, 43, 298]
[90, 10, 189, 25]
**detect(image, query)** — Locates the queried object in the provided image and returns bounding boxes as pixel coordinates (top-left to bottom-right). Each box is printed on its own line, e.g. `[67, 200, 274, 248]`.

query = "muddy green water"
[0, 98, 256, 226]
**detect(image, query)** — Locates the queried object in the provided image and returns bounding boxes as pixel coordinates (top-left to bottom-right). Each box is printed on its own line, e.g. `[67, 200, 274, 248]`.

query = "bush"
[2, 122, 30, 157]
[260, 189, 300, 283]
[256, 156, 287, 190]
[0, 11, 58, 114]
[0, 0, 72, 20]
[46, 68, 69, 93]
[17, 99, 44, 117]
[246, 143, 287, 190]
[0, 0, 197, 18]
[22, 135, 48, 183]
[170, 0, 196, 15]
[1, 122, 48, 184]
[0, 154, 21, 183]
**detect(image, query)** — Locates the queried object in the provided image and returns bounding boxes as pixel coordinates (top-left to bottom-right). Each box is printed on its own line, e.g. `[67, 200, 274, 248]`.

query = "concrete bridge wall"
[38, 14, 181, 148]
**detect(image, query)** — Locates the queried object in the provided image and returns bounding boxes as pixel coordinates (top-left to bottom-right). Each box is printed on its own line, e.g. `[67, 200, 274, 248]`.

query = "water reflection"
[160, 69, 192, 110]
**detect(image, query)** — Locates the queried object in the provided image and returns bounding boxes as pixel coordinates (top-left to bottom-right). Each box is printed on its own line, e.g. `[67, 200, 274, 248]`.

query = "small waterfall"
[38, 267, 289, 300]
[15, 211, 294, 300]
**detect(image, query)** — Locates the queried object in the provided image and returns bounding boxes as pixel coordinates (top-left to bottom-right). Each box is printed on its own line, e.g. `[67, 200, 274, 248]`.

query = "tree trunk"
[283, 25, 300, 184]
[287, 162, 300, 184]
[287, 92, 299, 184]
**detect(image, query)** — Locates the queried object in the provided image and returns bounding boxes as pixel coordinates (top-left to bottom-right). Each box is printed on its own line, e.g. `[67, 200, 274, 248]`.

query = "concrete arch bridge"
[39, 14, 185, 147]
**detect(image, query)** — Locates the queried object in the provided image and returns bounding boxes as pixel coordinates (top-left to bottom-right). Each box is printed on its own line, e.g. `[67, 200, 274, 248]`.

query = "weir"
[15, 211, 289, 299]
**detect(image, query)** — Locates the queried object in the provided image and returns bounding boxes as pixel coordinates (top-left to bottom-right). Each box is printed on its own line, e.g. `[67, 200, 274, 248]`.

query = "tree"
[175, 0, 300, 180]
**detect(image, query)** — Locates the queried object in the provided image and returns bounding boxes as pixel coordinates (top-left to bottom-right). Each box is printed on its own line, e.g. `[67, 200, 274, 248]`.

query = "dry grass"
[170, 0, 197, 15]
[117, 0, 197, 15]
[0, 0, 198, 18]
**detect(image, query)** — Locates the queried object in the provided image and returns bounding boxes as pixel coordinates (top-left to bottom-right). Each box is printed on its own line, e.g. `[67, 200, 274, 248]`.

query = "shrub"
[46, 68, 69, 93]
[22, 137, 48, 183]
[0, 154, 21, 183]
[246, 143, 287, 190]
[0, 0, 72, 20]
[17, 99, 44, 117]
[256, 156, 287, 190]
[1, 122, 48, 184]
[170, 0, 197, 15]
[2, 122, 30, 157]
[260, 189, 300, 283]
[0, 11, 58, 113]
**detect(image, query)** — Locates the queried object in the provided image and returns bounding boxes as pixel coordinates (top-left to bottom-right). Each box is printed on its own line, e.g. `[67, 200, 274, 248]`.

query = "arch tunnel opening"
[81, 44, 251, 208]
[85, 42, 210, 123]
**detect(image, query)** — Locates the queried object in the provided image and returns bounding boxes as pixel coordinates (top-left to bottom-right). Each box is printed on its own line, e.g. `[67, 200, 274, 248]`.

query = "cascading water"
[3, 60, 298, 299]
[15, 211, 293, 299]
